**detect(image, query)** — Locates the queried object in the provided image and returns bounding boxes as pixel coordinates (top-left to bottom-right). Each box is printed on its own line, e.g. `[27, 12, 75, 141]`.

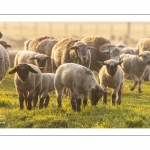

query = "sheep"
[98, 59, 124, 105]
[121, 51, 150, 93]
[116, 43, 126, 50]
[135, 38, 150, 54]
[14, 50, 50, 72]
[121, 47, 136, 55]
[0, 44, 10, 82]
[28, 38, 60, 72]
[39, 73, 55, 108]
[0, 41, 12, 49]
[54, 63, 104, 112]
[9, 63, 42, 110]
[143, 65, 150, 81]
[81, 35, 121, 73]
[8, 50, 19, 68]
[51, 37, 94, 73]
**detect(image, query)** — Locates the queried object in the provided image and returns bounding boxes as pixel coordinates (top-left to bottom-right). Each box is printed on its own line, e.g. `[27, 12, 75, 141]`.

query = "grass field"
[1, 69, 150, 128]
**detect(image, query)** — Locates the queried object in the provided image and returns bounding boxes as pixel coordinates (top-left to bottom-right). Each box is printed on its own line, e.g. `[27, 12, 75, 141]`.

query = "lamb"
[14, 50, 50, 72]
[54, 63, 104, 112]
[9, 63, 42, 110]
[28, 38, 60, 72]
[0, 44, 10, 82]
[98, 59, 124, 105]
[81, 35, 121, 73]
[121, 47, 136, 55]
[39, 73, 55, 108]
[51, 37, 94, 73]
[121, 51, 150, 92]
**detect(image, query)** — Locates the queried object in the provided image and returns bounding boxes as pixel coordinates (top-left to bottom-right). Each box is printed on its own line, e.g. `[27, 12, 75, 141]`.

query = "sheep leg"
[130, 74, 138, 91]
[27, 90, 34, 110]
[17, 88, 24, 109]
[83, 94, 88, 107]
[117, 84, 123, 105]
[71, 96, 77, 111]
[112, 94, 116, 105]
[33, 85, 41, 108]
[44, 95, 49, 108]
[23, 91, 28, 107]
[76, 98, 81, 112]
[39, 96, 45, 109]
[57, 94, 62, 108]
[138, 80, 142, 93]
[103, 92, 107, 104]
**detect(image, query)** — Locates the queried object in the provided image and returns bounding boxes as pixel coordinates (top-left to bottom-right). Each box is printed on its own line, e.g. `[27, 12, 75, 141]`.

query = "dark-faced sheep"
[9, 63, 42, 110]
[98, 59, 124, 105]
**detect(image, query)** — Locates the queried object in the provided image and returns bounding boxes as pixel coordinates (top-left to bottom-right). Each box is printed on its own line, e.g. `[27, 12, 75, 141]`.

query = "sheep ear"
[70, 46, 78, 50]
[87, 46, 96, 50]
[0, 57, 3, 60]
[97, 61, 106, 65]
[117, 60, 123, 65]
[6, 44, 11, 48]
[28, 66, 38, 73]
[101, 49, 110, 53]
[46, 56, 50, 59]
[87, 88, 93, 92]
[9, 67, 17, 74]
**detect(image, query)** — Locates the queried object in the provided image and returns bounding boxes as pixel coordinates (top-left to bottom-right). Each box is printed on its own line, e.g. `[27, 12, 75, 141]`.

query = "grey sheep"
[0, 44, 10, 82]
[51, 37, 94, 73]
[39, 73, 55, 108]
[29, 38, 60, 72]
[98, 59, 124, 105]
[81, 35, 121, 73]
[14, 50, 50, 72]
[9, 63, 42, 110]
[54, 63, 104, 112]
[121, 51, 150, 92]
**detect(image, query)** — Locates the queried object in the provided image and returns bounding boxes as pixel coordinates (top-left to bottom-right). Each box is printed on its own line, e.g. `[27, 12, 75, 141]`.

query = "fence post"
[49, 22, 52, 36]
[34, 22, 38, 36]
[65, 22, 68, 37]
[80, 23, 83, 38]
[127, 22, 131, 45]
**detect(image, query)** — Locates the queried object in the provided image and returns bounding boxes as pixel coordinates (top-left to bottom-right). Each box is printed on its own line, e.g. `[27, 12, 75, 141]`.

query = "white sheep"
[98, 59, 124, 105]
[54, 63, 104, 112]
[9, 63, 42, 110]
[39, 73, 55, 108]
[121, 51, 150, 92]
[14, 50, 50, 72]
[0, 44, 10, 82]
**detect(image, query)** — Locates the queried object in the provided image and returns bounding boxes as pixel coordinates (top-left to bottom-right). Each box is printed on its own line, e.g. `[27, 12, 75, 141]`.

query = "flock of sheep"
[1, 32, 150, 112]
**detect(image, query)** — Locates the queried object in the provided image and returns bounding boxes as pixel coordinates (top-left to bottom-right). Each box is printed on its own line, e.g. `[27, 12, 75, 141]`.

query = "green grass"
[1, 70, 150, 128]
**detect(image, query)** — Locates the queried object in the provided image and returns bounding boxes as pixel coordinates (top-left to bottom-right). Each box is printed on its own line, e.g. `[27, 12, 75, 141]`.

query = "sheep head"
[138, 51, 150, 65]
[70, 41, 94, 63]
[98, 59, 123, 77]
[9, 63, 38, 81]
[0, 41, 11, 49]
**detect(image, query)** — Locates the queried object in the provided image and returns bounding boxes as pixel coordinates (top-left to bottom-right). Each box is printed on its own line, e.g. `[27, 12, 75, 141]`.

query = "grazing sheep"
[54, 63, 104, 112]
[29, 38, 60, 72]
[14, 50, 50, 72]
[0, 41, 12, 49]
[98, 59, 124, 105]
[0, 44, 10, 82]
[8, 50, 19, 68]
[24, 39, 32, 50]
[121, 51, 150, 92]
[81, 35, 121, 73]
[121, 47, 136, 55]
[39, 73, 55, 108]
[135, 38, 150, 54]
[9, 63, 42, 110]
[51, 37, 94, 73]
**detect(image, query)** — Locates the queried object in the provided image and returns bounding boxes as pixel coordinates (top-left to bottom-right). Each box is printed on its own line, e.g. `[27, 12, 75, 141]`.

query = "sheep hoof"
[138, 89, 142, 93]
[130, 87, 135, 91]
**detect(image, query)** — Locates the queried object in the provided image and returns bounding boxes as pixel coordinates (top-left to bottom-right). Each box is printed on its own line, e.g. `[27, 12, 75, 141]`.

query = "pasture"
[1, 70, 150, 128]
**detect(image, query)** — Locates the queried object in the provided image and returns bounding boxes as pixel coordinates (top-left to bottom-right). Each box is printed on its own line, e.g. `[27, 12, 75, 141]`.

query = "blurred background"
[1, 22, 150, 50]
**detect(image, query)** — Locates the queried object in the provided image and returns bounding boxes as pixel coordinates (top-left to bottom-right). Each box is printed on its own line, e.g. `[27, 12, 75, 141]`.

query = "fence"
[0, 22, 150, 49]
